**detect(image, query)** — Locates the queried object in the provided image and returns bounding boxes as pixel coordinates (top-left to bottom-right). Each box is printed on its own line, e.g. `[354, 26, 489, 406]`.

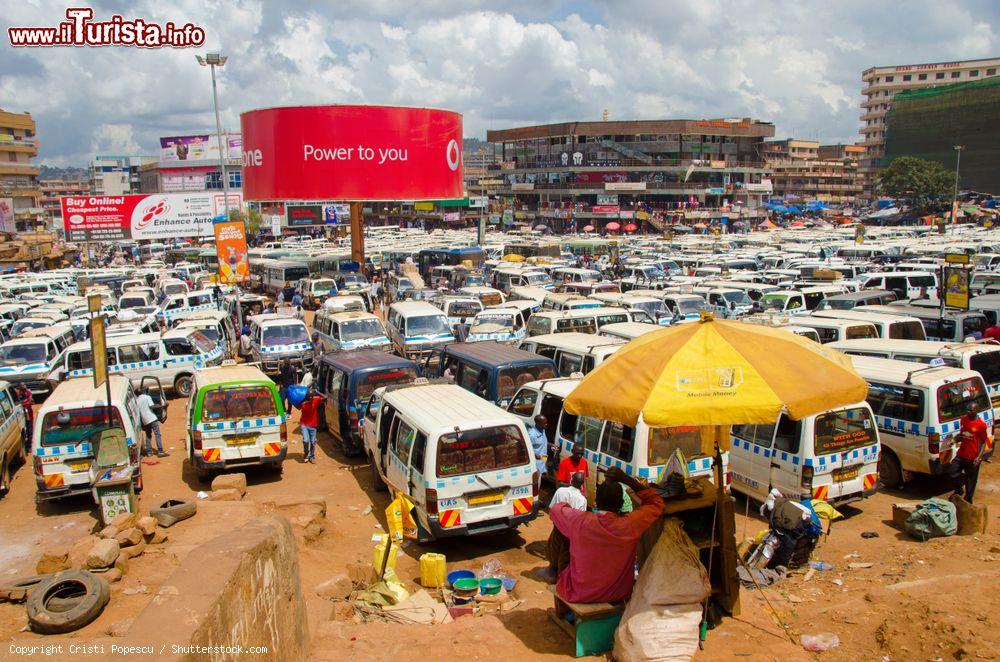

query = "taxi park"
[1, 221, 999, 658]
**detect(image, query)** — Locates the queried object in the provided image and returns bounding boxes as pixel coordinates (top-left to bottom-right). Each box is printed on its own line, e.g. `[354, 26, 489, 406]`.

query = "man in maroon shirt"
[299, 389, 325, 464]
[955, 404, 989, 503]
[984, 325, 1000, 343]
[549, 466, 664, 603]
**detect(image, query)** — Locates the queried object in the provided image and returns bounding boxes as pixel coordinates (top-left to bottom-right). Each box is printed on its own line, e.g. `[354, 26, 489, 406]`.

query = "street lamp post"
[950, 145, 964, 226]
[196, 51, 242, 334]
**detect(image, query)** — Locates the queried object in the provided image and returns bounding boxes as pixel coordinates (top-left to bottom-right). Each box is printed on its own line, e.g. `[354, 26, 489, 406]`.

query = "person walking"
[239, 325, 253, 361]
[528, 415, 549, 477]
[276, 288, 285, 307]
[277, 358, 298, 413]
[136, 388, 167, 458]
[16, 385, 33, 454]
[954, 404, 989, 503]
[299, 388, 325, 464]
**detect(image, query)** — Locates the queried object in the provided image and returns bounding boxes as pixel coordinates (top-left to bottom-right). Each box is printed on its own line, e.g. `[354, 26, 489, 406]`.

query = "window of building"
[885, 75, 894, 82]
[936, 72, 945, 79]
[918, 73, 927, 80]
[902, 74, 911, 81]
[988, 68, 997, 75]
[951, 71, 960, 78]
[970, 70, 979, 77]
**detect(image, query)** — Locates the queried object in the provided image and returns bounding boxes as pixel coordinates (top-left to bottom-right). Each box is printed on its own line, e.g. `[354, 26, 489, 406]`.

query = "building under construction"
[884, 76, 1000, 194]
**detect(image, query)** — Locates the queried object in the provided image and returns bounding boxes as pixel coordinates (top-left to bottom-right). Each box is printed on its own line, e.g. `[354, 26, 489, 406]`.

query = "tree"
[228, 207, 263, 240]
[876, 156, 956, 209]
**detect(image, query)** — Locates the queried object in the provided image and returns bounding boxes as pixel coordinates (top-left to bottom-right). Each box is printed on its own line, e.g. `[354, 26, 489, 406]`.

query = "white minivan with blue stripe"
[849, 355, 994, 488]
[54, 329, 224, 398]
[0, 325, 76, 397]
[386, 301, 455, 362]
[312, 309, 390, 353]
[247, 313, 315, 376]
[729, 401, 880, 505]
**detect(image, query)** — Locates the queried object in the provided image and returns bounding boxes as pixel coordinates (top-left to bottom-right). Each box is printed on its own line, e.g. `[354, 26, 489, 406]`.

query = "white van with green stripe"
[849, 356, 994, 488]
[186, 364, 287, 482]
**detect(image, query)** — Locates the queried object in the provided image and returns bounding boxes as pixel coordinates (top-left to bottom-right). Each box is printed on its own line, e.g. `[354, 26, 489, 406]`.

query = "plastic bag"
[801, 633, 839, 652]
[385, 492, 418, 542]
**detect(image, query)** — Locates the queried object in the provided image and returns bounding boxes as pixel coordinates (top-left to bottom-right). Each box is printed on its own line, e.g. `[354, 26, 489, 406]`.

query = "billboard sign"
[60, 192, 242, 241]
[240, 105, 463, 201]
[213, 219, 250, 284]
[286, 204, 324, 227]
[160, 134, 242, 162]
[605, 182, 646, 191]
[0, 198, 13, 233]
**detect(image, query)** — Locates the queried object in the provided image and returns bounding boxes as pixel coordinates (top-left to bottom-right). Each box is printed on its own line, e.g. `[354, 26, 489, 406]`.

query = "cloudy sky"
[2, 0, 997, 166]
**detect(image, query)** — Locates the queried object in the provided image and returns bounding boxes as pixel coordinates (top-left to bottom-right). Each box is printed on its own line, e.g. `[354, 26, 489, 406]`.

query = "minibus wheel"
[0, 454, 8, 496]
[878, 450, 903, 489]
[174, 375, 194, 398]
[369, 454, 387, 492]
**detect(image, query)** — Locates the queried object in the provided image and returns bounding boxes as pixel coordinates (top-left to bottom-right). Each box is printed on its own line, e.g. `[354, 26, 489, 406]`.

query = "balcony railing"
[490, 156, 769, 171]
[497, 181, 770, 193]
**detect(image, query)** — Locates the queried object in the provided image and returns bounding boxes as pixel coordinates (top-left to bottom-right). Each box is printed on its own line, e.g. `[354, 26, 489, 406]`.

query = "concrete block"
[35, 547, 69, 574]
[210, 488, 243, 502]
[211, 473, 247, 496]
[137, 516, 157, 536]
[122, 516, 309, 662]
[86, 538, 120, 569]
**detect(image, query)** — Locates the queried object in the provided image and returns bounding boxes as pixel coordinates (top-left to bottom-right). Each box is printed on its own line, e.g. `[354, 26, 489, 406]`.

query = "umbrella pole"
[700, 434, 724, 648]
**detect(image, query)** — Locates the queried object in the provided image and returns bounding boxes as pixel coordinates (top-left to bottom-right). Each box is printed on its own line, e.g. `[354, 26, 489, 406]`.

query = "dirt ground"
[1, 394, 998, 661]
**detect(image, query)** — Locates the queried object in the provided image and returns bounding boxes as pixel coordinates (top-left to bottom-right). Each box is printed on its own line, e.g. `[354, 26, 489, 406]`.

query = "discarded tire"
[27, 570, 109, 634]
[150, 498, 197, 528]
[0, 574, 49, 603]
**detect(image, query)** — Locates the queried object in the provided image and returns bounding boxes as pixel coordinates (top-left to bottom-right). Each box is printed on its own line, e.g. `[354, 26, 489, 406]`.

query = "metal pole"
[950, 145, 963, 227]
[208, 60, 242, 332]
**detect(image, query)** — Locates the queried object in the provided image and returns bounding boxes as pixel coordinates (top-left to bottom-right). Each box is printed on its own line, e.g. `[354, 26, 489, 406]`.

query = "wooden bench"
[546, 586, 624, 657]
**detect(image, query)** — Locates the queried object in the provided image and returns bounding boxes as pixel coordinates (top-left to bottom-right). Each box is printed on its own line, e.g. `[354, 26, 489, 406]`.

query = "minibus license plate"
[833, 465, 860, 482]
[69, 461, 91, 472]
[225, 434, 258, 447]
[467, 493, 503, 506]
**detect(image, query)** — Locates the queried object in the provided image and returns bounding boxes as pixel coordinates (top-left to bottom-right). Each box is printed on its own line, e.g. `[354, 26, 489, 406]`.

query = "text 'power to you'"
[303, 145, 409, 164]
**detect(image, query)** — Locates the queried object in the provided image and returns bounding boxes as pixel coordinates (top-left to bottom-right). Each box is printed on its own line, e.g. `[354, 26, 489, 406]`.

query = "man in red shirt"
[557, 442, 590, 487]
[955, 404, 989, 503]
[299, 389, 325, 464]
[548, 466, 664, 603]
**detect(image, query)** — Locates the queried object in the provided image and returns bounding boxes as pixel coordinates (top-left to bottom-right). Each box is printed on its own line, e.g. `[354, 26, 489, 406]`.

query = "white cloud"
[0, 0, 997, 165]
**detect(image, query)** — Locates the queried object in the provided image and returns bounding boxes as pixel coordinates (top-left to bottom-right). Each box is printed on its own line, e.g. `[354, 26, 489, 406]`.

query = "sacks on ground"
[904, 497, 957, 541]
[613, 518, 710, 662]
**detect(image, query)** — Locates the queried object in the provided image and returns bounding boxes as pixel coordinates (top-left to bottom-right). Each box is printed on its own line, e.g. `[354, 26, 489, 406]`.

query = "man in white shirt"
[239, 329, 253, 361]
[136, 389, 168, 458]
[549, 472, 587, 511]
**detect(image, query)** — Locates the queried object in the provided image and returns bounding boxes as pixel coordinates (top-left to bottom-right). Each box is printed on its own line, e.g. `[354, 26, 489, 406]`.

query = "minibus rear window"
[813, 407, 875, 455]
[889, 321, 926, 340]
[555, 319, 597, 334]
[498, 364, 556, 398]
[846, 325, 878, 340]
[937, 378, 990, 422]
[356, 368, 417, 401]
[202, 386, 277, 421]
[41, 407, 123, 447]
[649, 426, 707, 466]
[436, 425, 528, 477]
[970, 353, 1000, 386]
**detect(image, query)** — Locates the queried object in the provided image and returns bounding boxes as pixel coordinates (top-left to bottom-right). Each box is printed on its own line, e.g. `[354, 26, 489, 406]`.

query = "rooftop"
[487, 118, 775, 142]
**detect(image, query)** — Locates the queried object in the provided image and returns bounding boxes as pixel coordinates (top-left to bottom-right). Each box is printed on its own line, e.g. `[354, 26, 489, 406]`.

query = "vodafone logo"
[446, 139, 460, 171]
[135, 198, 170, 230]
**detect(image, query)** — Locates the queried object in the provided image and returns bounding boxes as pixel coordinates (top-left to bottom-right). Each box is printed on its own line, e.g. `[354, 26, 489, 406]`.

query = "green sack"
[904, 497, 957, 541]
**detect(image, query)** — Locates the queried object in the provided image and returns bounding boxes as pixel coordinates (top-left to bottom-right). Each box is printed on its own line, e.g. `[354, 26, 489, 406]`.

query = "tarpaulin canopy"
[563, 315, 868, 428]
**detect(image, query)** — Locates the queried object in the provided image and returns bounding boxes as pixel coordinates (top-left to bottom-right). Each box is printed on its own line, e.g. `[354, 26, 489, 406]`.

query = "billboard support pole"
[350, 202, 365, 264]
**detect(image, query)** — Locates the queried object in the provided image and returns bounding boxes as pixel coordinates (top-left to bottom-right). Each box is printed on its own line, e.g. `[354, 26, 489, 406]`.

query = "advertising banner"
[286, 204, 324, 227]
[469, 196, 488, 208]
[591, 205, 620, 214]
[0, 198, 14, 233]
[60, 192, 242, 241]
[161, 168, 211, 192]
[943, 265, 970, 310]
[160, 134, 242, 162]
[240, 105, 463, 201]
[596, 194, 618, 206]
[511, 182, 534, 191]
[213, 219, 250, 284]
[443, 211, 460, 222]
[605, 182, 646, 191]
[576, 171, 627, 184]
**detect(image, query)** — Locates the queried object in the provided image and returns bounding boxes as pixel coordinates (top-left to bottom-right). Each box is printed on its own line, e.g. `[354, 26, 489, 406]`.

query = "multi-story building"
[0, 109, 41, 231]
[764, 139, 864, 203]
[485, 118, 775, 231]
[90, 155, 157, 196]
[463, 147, 499, 197]
[40, 177, 91, 228]
[859, 57, 1000, 195]
[885, 76, 1000, 194]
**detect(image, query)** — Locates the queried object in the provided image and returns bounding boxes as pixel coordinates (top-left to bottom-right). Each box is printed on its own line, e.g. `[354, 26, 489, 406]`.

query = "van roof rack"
[904, 364, 941, 385]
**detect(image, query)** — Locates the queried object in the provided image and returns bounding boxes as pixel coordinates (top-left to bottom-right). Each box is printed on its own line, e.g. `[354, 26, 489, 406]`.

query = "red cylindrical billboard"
[240, 105, 464, 201]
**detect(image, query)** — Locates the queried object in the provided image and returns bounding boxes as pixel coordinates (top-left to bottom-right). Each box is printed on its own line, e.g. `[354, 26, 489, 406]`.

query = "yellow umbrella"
[563, 314, 867, 429]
